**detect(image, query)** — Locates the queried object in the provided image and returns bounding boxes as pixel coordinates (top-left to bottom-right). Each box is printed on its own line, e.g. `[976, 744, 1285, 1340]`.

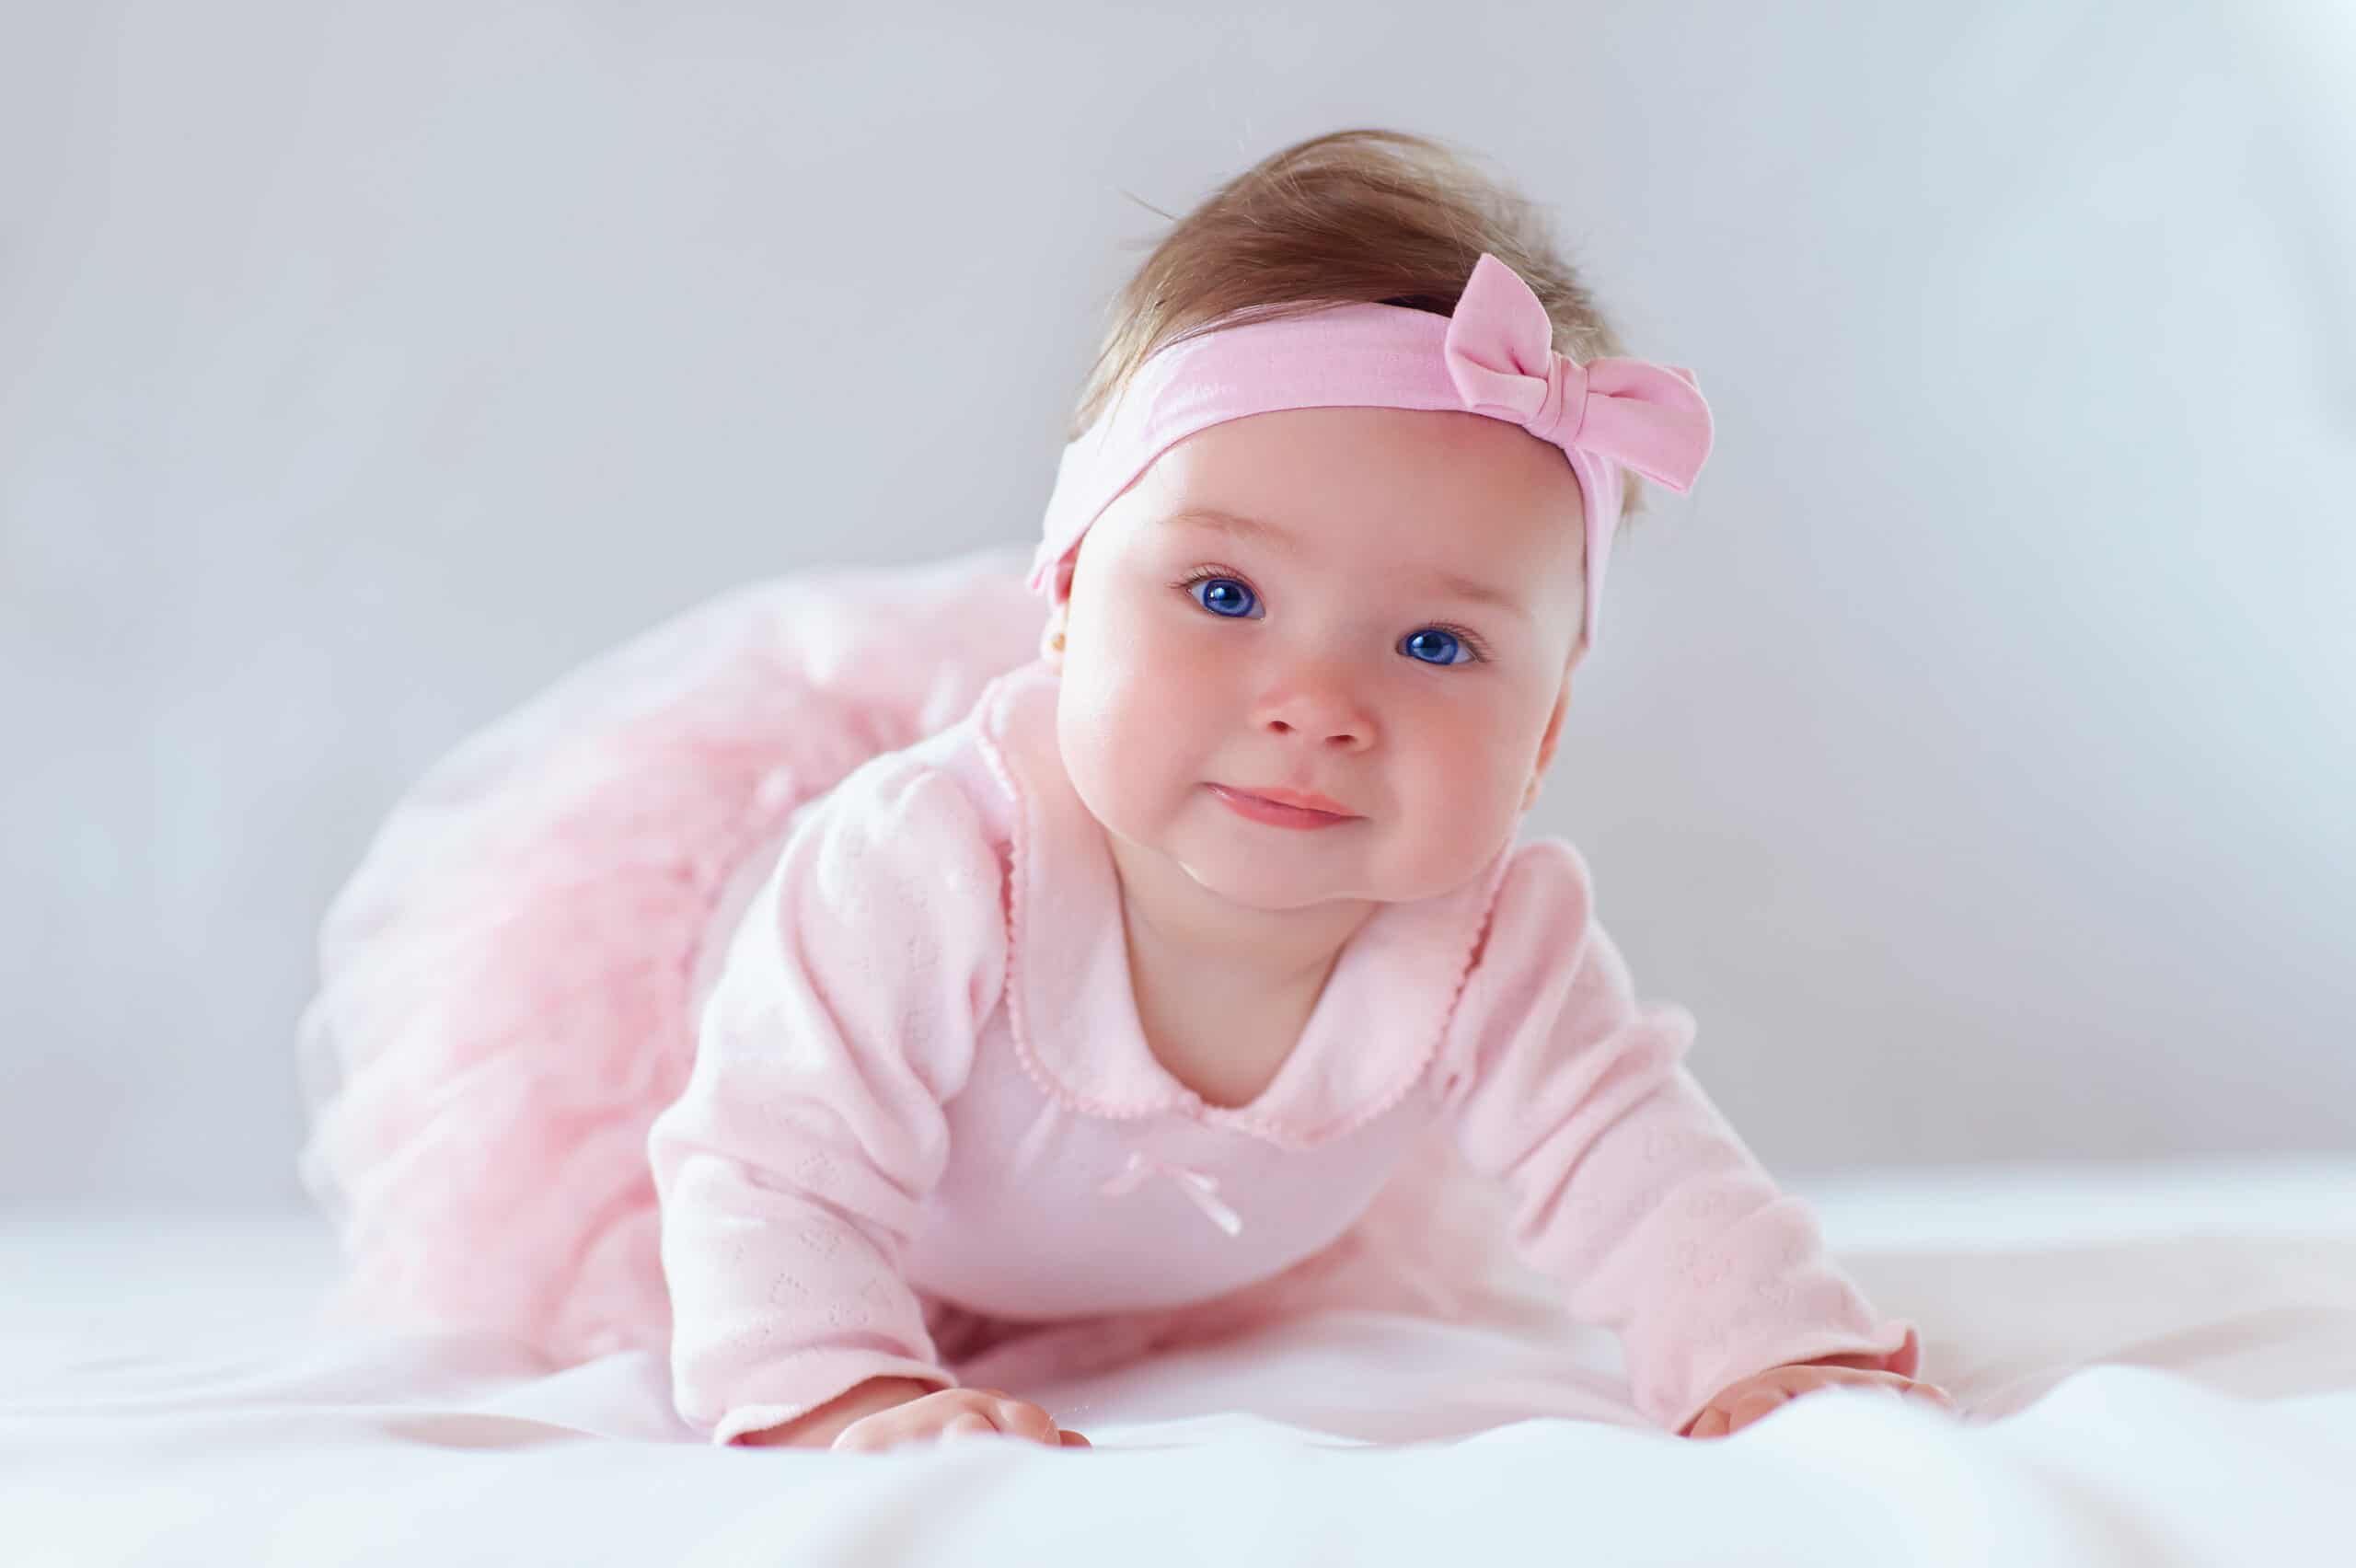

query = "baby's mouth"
[1205, 783, 1362, 829]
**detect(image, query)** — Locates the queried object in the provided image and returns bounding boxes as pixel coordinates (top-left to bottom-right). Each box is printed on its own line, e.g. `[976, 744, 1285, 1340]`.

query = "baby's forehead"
[1144, 418, 1578, 554]
[1149, 407, 1581, 529]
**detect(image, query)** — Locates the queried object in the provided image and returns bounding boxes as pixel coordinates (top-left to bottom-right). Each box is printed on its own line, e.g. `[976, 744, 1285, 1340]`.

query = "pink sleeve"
[1437, 841, 1920, 1437]
[646, 754, 1007, 1445]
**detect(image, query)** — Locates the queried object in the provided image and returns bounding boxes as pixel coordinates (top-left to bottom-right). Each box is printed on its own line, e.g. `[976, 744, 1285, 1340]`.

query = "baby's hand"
[833, 1386, 1092, 1453]
[1681, 1356, 1957, 1439]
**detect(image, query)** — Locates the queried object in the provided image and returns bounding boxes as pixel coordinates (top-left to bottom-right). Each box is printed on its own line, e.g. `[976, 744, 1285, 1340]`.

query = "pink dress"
[296, 550, 1918, 1446]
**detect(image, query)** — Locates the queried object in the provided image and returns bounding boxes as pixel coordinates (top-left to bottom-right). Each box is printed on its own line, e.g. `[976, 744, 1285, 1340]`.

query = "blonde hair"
[1068, 127, 1655, 526]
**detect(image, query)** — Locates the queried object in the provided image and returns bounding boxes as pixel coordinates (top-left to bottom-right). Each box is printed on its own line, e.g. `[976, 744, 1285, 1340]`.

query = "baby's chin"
[1168, 852, 1378, 914]
[1163, 828, 1477, 914]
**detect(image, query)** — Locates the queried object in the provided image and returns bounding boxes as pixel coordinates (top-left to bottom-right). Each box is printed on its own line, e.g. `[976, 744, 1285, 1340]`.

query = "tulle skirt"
[296, 548, 1049, 1362]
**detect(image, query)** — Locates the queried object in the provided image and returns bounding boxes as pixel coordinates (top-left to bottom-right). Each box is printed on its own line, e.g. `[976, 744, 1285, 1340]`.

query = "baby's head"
[1034, 129, 1708, 915]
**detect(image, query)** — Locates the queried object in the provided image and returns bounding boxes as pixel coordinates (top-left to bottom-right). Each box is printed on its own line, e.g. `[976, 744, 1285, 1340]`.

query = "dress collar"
[972, 659, 1509, 1149]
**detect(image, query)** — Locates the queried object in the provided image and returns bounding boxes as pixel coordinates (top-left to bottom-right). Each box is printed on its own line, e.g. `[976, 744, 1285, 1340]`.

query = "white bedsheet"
[5, 1156, 2354, 1566]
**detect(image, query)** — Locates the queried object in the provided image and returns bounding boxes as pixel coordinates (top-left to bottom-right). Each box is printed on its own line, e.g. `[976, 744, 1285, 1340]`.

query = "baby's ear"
[1534, 669, 1573, 767]
[1040, 601, 1068, 668]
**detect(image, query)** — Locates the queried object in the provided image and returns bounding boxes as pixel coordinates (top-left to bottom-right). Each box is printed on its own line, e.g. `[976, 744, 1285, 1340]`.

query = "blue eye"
[1187, 576, 1261, 618]
[1173, 571, 1485, 664]
[1400, 628, 1472, 666]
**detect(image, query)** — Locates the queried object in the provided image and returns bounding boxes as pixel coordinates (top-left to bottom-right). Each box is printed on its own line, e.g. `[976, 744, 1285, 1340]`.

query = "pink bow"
[1099, 1150, 1243, 1238]
[1442, 253, 1714, 493]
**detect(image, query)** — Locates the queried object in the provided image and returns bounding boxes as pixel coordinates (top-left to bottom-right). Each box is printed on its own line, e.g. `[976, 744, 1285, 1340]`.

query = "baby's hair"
[1070, 126, 1655, 527]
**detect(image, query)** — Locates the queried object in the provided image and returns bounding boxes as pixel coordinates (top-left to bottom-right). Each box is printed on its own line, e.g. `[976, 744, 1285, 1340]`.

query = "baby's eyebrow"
[1161, 507, 1531, 620]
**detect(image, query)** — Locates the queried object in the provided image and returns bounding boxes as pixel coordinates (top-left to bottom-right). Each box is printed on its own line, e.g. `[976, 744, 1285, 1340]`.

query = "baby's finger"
[939, 1412, 999, 1441]
[1057, 1429, 1092, 1448]
[831, 1413, 904, 1453]
[987, 1399, 1062, 1447]
[1818, 1370, 1947, 1407]
[1779, 1366, 1909, 1397]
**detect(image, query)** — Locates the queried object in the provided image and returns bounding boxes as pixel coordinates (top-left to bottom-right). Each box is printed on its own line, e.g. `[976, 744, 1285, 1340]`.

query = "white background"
[5, 0, 2350, 1206]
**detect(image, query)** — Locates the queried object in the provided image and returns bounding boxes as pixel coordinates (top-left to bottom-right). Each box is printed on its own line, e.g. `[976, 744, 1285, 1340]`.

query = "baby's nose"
[1265, 714, 1369, 749]
[1255, 671, 1374, 749]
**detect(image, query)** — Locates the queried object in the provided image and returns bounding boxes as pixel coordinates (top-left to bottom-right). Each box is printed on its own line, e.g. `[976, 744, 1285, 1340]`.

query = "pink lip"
[1207, 783, 1362, 830]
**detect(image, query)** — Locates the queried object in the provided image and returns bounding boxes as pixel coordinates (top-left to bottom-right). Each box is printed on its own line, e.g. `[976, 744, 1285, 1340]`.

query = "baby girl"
[296, 128, 1953, 1453]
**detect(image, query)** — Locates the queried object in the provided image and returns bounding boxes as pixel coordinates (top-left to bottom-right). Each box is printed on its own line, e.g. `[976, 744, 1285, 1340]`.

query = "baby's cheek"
[1067, 680, 1209, 836]
[1391, 739, 1523, 893]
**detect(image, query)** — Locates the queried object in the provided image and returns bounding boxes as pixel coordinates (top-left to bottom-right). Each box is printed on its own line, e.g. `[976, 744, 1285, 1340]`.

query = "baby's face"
[1053, 406, 1586, 912]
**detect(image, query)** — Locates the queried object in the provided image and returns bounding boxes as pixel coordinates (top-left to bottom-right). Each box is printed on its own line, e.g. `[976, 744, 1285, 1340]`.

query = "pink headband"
[1029, 251, 1715, 655]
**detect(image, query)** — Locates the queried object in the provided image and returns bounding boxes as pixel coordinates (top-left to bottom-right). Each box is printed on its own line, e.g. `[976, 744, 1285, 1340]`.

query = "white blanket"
[6, 1158, 2354, 1566]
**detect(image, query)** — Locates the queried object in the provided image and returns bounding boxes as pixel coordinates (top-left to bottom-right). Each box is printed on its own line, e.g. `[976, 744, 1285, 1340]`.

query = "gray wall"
[6, 0, 2351, 1208]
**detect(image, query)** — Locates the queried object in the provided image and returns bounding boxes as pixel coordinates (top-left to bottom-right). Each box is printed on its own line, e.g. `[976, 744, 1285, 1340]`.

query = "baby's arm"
[646, 754, 1011, 1447]
[1436, 843, 1918, 1438]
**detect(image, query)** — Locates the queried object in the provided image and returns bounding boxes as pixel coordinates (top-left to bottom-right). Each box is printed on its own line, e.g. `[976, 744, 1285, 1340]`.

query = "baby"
[297, 128, 1952, 1453]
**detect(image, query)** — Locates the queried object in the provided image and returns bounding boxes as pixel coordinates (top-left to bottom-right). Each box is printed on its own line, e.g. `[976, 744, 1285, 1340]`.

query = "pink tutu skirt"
[296, 548, 1527, 1385]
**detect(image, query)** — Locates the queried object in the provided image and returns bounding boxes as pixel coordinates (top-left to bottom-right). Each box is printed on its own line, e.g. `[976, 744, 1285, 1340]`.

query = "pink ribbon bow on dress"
[1099, 1149, 1244, 1238]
